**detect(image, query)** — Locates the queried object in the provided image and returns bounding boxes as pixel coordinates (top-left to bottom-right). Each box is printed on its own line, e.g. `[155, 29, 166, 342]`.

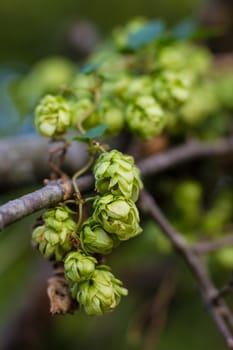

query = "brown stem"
[139, 190, 233, 349]
[0, 136, 233, 230]
[192, 233, 233, 254]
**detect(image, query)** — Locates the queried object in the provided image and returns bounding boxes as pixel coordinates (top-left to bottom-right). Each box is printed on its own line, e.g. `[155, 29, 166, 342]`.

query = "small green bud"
[202, 193, 233, 235]
[64, 251, 97, 282]
[94, 149, 143, 201]
[35, 94, 71, 138]
[153, 71, 191, 109]
[71, 266, 128, 315]
[215, 247, 233, 268]
[80, 218, 117, 255]
[174, 181, 202, 226]
[93, 194, 142, 241]
[181, 82, 220, 126]
[126, 95, 165, 139]
[125, 76, 153, 99]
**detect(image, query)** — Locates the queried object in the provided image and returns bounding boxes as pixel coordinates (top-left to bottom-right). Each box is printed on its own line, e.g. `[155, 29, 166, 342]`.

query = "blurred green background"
[0, 0, 201, 64]
[0, 1, 231, 349]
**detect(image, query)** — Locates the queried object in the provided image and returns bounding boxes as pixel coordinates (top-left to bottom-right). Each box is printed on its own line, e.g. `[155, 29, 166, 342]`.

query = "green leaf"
[84, 124, 108, 138]
[80, 62, 103, 74]
[127, 20, 165, 50]
[173, 19, 197, 40]
[173, 19, 220, 40]
[71, 124, 108, 144]
[71, 135, 90, 143]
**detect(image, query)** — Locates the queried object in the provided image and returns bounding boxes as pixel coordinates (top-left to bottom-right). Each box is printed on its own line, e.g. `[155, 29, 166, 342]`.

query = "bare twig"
[128, 270, 177, 350]
[139, 190, 233, 349]
[0, 175, 93, 230]
[138, 136, 233, 177]
[0, 137, 233, 230]
[192, 234, 233, 254]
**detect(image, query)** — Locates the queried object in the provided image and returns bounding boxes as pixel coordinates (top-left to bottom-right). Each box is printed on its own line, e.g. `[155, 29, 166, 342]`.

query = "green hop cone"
[80, 218, 118, 255]
[180, 81, 220, 126]
[32, 225, 73, 261]
[35, 94, 71, 138]
[93, 194, 142, 241]
[174, 180, 202, 228]
[72, 73, 99, 92]
[81, 97, 125, 136]
[32, 205, 77, 261]
[125, 76, 153, 99]
[71, 266, 128, 315]
[98, 98, 125, 136]
[126, 95, 165, 140]
[155, 43, 211, 79]
[70, 91, 97, 129]
[28, 57, 76, 92]
[43, 205, 77, 233]
[94, 149, 143, 201]
[64, 251, 97, 282]
[153, 71, 191, 110]
[102, 74, 131, 98]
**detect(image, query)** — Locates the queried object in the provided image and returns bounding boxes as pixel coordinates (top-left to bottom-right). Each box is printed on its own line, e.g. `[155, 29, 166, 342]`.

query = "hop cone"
[80, 218, 118, 255]
[71, 266, 128, 315]
[70, 91, 96, 128]
[93, 194, 142, 241]
[82, 97, 125, 136]
[94, 149, 142, 201]
[125, 76, 153, 99]
[126, 95, 165, 140]
[153, 71, 191, 110]
[98, 98, 125, 136]
[180, 82, 220, 126]
[64, 251, 97, 282]
[35, 94, 71, 138]
[155, 43, 211, 78]
[32, 205, 77, 261]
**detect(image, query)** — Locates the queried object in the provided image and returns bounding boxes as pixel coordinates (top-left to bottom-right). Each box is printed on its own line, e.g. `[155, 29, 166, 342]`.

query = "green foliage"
[9, 17, 232, 142]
